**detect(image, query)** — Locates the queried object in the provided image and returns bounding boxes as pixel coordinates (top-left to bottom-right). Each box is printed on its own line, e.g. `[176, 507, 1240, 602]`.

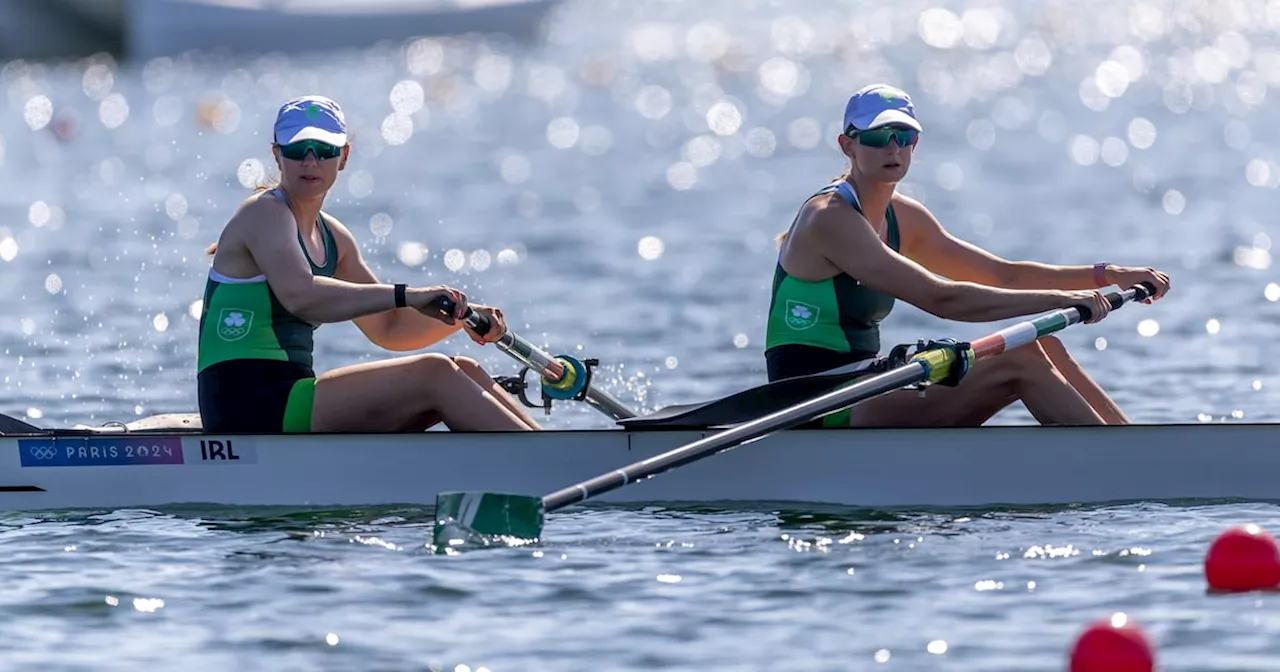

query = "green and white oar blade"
[431, 491, 544, 552]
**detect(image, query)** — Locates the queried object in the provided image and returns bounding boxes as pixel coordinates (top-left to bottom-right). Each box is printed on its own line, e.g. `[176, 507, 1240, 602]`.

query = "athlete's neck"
[278, 186, 325, 235]
[843, 175, 894, 228]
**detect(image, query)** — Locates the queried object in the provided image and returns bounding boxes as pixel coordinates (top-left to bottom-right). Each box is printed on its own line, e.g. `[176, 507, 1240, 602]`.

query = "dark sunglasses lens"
[281, 142, 341, 160]
[860, 129, 918, 147]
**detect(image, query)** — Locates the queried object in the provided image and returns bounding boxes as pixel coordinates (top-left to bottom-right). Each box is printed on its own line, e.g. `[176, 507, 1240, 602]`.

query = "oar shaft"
[540, 363, 926, 512]
[540, 282, 1157, 513]
[461, 312, 638, 421]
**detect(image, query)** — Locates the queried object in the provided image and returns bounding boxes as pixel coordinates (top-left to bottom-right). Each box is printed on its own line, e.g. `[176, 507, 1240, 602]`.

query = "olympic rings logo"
[28, 446, 57, 460]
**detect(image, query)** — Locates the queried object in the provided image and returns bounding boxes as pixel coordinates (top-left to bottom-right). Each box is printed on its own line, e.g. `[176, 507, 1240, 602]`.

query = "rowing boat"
[2, 282, 1234, 515]
[0, 411, 1273, 512]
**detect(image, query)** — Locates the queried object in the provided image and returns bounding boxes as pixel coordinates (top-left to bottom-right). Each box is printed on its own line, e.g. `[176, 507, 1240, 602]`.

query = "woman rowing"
[764, 84, 1171, 427]
[197, 95, 541, 433]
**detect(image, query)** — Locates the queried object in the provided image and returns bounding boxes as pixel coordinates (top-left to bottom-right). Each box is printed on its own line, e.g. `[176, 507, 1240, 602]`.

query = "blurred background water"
[4, 2, 1280, 668]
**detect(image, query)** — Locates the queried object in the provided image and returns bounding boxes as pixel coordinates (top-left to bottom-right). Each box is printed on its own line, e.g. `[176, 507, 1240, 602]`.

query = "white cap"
[273, 95, 348, 146]
[843, 84, 922, 133]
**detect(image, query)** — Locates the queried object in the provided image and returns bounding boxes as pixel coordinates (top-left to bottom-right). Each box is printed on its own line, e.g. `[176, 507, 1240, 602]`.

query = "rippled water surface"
[4, 0, 1280, 668]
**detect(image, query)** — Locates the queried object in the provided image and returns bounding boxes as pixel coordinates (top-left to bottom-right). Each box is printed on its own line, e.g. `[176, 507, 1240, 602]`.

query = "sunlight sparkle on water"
[1234, 245, 1271, 270]
[24, 95, 52, 130]
[666, 162, 697, 190]
[1094, 337, 1107, 350]
[546, 117, 579, 149]
[133, 598, 165, 613]
[1069, 135, 1099, 166]
[397, 242, 428, 267]
[496, 248, 520, 267]
[237, 159, 265, 188]
[369, 213, 393, 238]
[153, 314, 169, 332]
[381, 113, 413, 145]
[499, 154, 530, 184]
[1206, 318, 1220, 334]
[1137, 319, 1160, 337]
[444, 249, 466, 272]
[1100, 137, 1129, 166]
[874, 649, 891, 663]
[733, 333, 749, 348]
[744, 127, 777, 157]
[1266, 283, 1280, 301]
[1246, 158, 1276, 188]
[28, 201, 50, 227]
[99, 93, 130, 129]
[927, 640, 948, 655]
[188, 300, 203, 320]
[638, 236, 665, 260]
[706, 101, 743, 135]
[390, 80, 425, 115]
[0, 236, 18, 262]
[635, 85, 672, 119]
[1127, 117, 1156, 148]
[325, 633, 339, 646]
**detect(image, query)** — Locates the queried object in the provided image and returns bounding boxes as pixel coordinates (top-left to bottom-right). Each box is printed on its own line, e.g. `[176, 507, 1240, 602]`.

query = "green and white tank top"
[764, 180, 900, 356]
[196, 189, 338, 374]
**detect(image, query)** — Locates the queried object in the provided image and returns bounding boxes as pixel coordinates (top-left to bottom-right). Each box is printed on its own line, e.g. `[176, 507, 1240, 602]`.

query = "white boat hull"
[0, 423, 1273, 511]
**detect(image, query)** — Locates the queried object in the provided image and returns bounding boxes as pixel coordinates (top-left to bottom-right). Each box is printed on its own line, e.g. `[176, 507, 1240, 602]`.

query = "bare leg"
[452, 356, 542, 430]
[310, 353, 533, 432]
[1038, 336, 1130, 424]
[845, 340, 1106, 427]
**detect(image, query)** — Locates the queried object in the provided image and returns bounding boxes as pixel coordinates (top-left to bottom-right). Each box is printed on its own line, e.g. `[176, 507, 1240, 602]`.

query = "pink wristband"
[1093, 262, 1109, 287]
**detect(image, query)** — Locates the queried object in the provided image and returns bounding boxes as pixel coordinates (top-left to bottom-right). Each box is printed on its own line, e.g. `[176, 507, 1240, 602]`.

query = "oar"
[433, 296, 637, 421]
[431, 283, 1158, 545]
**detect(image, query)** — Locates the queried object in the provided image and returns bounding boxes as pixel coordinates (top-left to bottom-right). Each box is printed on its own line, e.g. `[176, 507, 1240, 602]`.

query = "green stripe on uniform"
[282, 378, 317, 432]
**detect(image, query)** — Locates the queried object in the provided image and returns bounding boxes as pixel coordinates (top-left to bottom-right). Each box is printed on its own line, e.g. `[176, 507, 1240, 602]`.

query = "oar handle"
[423, 294, 638, 421]
[1070, 281, 1157, 323]
[428, 295, 492, 336]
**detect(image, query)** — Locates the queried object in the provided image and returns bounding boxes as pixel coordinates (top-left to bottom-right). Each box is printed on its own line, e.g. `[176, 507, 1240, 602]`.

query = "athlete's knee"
[1002, 341, 1054, 369]
[1037, 335, 1081, 367]
[451, 356, 481, 372]
[982, 342, 1055, 391]
[413, 352, 463, 376]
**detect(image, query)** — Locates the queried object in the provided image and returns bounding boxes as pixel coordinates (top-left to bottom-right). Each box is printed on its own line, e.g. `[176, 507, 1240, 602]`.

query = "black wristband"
[394, 283, 407, 308]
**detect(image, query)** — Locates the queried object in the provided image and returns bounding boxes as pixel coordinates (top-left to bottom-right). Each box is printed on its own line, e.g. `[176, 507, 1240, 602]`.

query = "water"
[3, 0, 1280, 667]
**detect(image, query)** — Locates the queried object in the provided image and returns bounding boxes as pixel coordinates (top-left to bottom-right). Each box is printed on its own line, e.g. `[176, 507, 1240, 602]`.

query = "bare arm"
[328, 218, 462, 351]
[233, 200, 415, 324]
[806, 202, 1085, 323]
[900, 198, 1102, 289]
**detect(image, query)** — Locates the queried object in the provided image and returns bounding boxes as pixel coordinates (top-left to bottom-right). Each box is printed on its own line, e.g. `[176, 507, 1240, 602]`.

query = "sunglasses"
[276, 139, 344, 161]
[847, 126, 920, 148]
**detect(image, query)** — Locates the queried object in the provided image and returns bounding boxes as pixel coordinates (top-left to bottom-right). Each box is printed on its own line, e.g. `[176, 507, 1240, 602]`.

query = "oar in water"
[433, 296, 637, 422]
[431, 283, 1158, 546]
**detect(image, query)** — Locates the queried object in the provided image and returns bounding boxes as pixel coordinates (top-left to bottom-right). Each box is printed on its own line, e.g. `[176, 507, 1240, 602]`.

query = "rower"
[763, 83, 1172, 428]
[197, 95, 542, 433]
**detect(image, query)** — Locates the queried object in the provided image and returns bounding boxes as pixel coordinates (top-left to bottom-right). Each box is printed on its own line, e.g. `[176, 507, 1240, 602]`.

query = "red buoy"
[1204, 524, 1280, 592]
[1068, 613, 1154, 672]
